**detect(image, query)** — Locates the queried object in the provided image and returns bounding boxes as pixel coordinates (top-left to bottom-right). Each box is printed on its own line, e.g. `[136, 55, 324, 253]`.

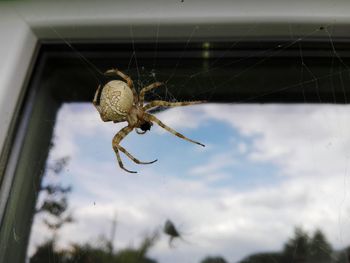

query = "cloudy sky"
[28, 102, 350, 263]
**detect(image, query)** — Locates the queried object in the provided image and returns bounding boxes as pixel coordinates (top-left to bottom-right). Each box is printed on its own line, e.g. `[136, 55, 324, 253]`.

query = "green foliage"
[29, 226, 349, 263]
[281, 228, 334, 263]
[309, 229, 333, 263]
[334, 246, 350, 263]
[48, 157, 70, 174]
[39, 197, 68, 217]
[115, 248, 157, 263]
[239, 252, 282, 263]
[113, 231, 159, 263]
[200, 256, 228, 263]
[238, 227, 335, 263]
[36, 156, 73, 234]
[30, 232, 159, 263]
[29, 240, 66, 263]
[282, 227, 311, 263]
[67, 243, 117, 263]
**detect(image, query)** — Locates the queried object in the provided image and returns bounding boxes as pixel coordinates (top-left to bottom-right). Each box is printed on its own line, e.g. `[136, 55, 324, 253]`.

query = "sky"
[27, 102, 350, 263]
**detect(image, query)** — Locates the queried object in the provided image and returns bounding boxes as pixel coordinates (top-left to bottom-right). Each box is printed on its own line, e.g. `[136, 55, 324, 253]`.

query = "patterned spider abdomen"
[98, 80, 134, 122]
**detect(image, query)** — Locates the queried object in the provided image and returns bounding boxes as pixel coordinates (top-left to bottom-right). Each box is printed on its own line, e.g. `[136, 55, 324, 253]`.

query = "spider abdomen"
[98, 80, 134, 122]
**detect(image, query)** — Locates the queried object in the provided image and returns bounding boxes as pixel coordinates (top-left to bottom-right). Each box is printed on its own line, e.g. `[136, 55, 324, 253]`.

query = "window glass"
[27, 102, 350, 263]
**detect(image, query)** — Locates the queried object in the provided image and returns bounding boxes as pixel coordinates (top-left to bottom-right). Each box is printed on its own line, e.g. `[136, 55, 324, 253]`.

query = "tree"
[334, 246, 350, 263]
[309, 229, 333, 263]
[30, 156, 73, 263]
[30, 230, 160, 263]
[239, 252, 282, 263]
[282, 227, 310, 263]
[29, 240, 65, 263]
[67, 243, 116, 263]
[200, 256, 228, 263]
[66, 231, 159, 263]
[115, 230, 159, 263]
[36, 156, 73, 238]
[237, 228, 335, 263]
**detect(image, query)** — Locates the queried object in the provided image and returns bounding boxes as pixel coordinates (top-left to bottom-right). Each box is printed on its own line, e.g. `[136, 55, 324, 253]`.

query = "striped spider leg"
[112, 126, 157, 174]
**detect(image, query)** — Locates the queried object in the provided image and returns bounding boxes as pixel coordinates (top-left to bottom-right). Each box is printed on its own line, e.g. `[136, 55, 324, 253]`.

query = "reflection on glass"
[27, 103, 350, 263]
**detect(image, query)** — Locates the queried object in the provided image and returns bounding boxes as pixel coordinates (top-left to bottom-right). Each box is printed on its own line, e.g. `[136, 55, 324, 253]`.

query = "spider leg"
[139, 82, 164, 106]
[104, 68, 139, 104]
[93, 85, 112, 122]
[113, 126, 157, 173]
[144, 113, 205, 147]
[93, 84, 102, 107]
[143, 100, 206, 111]
[114, 149, 136, 174]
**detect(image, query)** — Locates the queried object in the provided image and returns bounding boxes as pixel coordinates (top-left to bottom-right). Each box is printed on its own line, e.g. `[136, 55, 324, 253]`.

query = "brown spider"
[93, 69, 205, 173]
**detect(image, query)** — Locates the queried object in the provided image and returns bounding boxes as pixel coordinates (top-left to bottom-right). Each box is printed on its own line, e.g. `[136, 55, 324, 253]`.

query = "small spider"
[93, 69, 205, 173]
[163, 219, 189, 247]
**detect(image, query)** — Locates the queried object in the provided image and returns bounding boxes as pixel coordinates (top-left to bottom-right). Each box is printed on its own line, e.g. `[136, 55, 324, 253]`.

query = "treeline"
[30, 232, 159, 263]
[239, 228, 350, 263]
[29, 227, 350, 263]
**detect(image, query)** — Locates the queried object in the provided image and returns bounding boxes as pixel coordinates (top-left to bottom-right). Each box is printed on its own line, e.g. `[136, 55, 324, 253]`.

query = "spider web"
[17, 7, 350, 263]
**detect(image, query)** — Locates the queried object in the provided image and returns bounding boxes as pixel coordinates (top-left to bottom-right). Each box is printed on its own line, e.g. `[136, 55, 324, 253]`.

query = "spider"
[93, 69, 205, 173]
[163, 219, 191, 247]
[163, 219, 183, 247]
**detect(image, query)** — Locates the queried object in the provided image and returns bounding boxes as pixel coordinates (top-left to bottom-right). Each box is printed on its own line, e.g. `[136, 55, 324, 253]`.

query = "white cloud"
[48, 103, 130, 163]
[189, 152, 236, 175]
[200, 104, 350, 178]
[152, 104, 208, 133]
[237, 142, 248, 154]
